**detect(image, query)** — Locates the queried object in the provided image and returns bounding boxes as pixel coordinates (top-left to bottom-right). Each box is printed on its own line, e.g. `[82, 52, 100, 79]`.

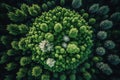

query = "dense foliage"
[19, 6, 93, 72]
[0, 0, 120, 80]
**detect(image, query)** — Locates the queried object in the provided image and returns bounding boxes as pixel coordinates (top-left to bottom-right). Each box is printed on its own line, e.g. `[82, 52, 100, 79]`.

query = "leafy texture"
[20, 6, 93, 72]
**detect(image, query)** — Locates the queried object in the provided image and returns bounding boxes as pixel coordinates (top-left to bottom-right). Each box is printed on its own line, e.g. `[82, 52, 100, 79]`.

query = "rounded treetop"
[19, 6, 93, 72]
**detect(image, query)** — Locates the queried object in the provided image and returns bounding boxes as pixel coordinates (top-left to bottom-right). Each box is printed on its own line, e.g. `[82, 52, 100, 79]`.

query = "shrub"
[40, 23, 48, 32]
[7, 24, 20, 35]
[1, 36, 11, 45]
[96, 62, 113, 75]
[69, 74, 76, 80]
[69, 28, 78, 38]
[72, 0, 82, 9]
[108, 54, 120, 65]
[28, 4, 41, 16]
[60, 74, 66, 80]
[8, 9, 27, 22]
[84, 63, 91, 69]
[82, 13, 89, 19]
[47, 1, 53, 8]
[110, 12, 120, 22]
[98, 6, 109, 15]
[16, 68, 27, 79]
[42, 3, 48, 11]
[96, 47, 106, 56]
[20, 4, 29, 14]
[45, 33, 54, 42]
[66, 44, 80, 54]
[7, 49, 16, 56]
[41, 74, 50, 80]
[89, 4, 99, 13]
[32, 66, 42, 77]
[60, 0, 65, 6]
[54, 23, 62, 32]
[18, 24, 28, 34]
[20, 57, 31, 66]
[100, 20, 113, 30]
[11, 41, 19, 50]
[18, 38, 27, 50]
[0, 53, 8, 64]
[104, 40, 115, 49]
[5, 62, 17, 71]
[97, 31, 107, 40]
[88, 18, 96, 25]
[7, 24, 28, 35]
[83, 72, 91, 80]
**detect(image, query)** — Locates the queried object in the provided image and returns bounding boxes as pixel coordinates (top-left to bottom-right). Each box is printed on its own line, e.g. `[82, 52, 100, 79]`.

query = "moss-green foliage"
[1, 3, 16, 12]
[45, 33, 54, 42]
[47, 1, 55, 8]
[83, 72, 92, 80]
[20, 57, 31, 66]
[21, 6, 93, 72]
[7, 24, 28, 35]
[0, 0, 119, 80]
[88, 18, 96, 25]
[7, 49, 17, 56]
[47, 1, 53, 8]
[69, 28, 78, 38]
[16, 68, 27, 79]
[20, 4, 29, 14]
[69, 74, 76, 80]
[60, 74, 66, 80]
[82, 13, 89, 19]
[32, 66, 42, 77]
[7, 24, 20, 35]
[92, 56, 102, 63]
[84, 63, 91, 69]
[66, 44, 80, 54]
[8, 4, 41, 22]
[5, 62, 17, 71]
[60, 0, 65, 6]
[1, 36, 12, 46]
[42, 3, 48, 11]
[18, 38, 27, 50]
[0, 54, 8, 64]
[40, 23, 48, 32]
[19, 24, 28, 34]
[41, 74, 50, 80]
[28, 4, 41, 16]
[8, 9, 27, 22]
[11, 41, 19, 50]
[54, 23, 62, 32]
